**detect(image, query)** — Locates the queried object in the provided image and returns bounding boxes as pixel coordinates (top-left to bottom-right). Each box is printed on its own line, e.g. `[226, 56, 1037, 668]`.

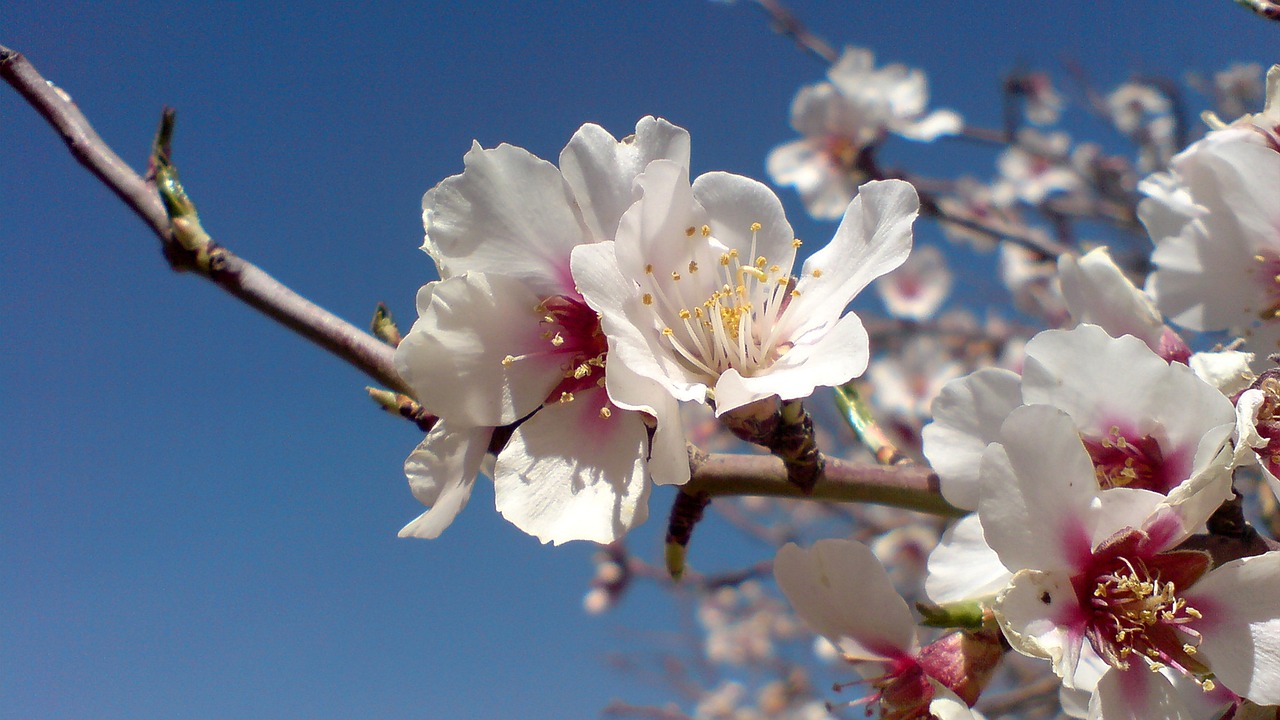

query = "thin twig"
[0, 44, 413, 397]
[750, 0, 838, 64]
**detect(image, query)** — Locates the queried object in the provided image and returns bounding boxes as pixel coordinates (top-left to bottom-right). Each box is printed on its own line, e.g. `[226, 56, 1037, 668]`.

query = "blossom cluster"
[394, 117, 919, 545]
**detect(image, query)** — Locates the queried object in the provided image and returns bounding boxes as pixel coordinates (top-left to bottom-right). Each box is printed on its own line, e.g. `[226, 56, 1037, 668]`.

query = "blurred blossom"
[1008, 70, 1065, 126]
[871, 523, 941, 594]
[768, 46, 961, 219]
[574, 178, 917, 421]
[867, 335, 965, 433]
[396, 117, 692, 544]
[698, 581, 803, 666]
[1107, 81, 1177, 171]
[992, 129, 1083, 206]
[1202, 63, 1268, 128]
[936, 177, 1013, 251]
[999, 242, 1067, 324]
[875, 244, 953, 320]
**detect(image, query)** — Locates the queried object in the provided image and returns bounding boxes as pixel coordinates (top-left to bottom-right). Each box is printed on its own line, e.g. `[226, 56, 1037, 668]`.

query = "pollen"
[559, 391, 574, 403]
[642, 293, 653, 305]
[550, 333, 565, 347]
[599, 406, 612, 419]
[792, 238, 802, 248]
[502, 355, 517, 366]
[688, 260, 698, 273]
[749, 221, 762, 232]
[701, 225, 711, 237]
[685, 226, 696, 237]
[812, 268, 824, 278]
[671, 271, 681, 281]
[678, 309, 692, 319]
[645, 263, 654, 274]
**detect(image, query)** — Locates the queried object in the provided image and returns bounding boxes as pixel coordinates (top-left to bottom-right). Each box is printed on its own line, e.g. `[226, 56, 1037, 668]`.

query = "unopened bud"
[370, 302, 402, 347]
[915, 627, 1005, 707]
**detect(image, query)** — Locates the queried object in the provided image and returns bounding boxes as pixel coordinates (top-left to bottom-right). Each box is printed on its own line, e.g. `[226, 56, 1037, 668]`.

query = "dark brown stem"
[0, 44, 412, 397]
[750, 0, 838, 64]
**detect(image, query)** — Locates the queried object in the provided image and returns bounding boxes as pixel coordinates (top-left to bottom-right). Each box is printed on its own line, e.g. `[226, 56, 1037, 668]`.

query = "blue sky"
[3, 2, 1279, 718]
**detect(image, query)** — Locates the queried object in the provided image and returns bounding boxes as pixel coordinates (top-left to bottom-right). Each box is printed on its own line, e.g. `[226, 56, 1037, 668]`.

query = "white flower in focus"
[395, 118, 692, 544]
[1142, 125, 1280, 366]
[979, 405, 1280, 714]
[572, 174, 917, 419]
[924, 324, 1235, 512]
[767, 46, 961, 220]
[775, 539, 993, 720]
[1058, 246, 1190, 363]
[875, 244, 952, 321]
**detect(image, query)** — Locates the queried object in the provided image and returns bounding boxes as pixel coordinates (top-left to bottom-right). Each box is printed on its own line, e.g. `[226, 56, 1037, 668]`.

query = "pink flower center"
[1250, 377, 1280, 477]
[1072, 529, 1215, 687]
[1080, 426, 1185, 494]
[824, 135, 862, 171]
[536, 294, 610, 402]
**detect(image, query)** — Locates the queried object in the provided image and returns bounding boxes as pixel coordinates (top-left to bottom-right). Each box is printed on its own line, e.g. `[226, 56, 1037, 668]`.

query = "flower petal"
[493, 389, 651, 545]
[774, 539, 917, 662]
[423, 141, 587, 295]
[786, 179, 918, 333]
[922, 368, 1022, 511]
[1184, 552, 1280, 705]
[395, 273, 567, 426]
[1087, 667, 1193, 720]
[996, 569, 1083, 683]
[979, 405, 1097, 573]
[693, 171, 797, 270]
[924, 515, 1012, 604]
[397, 422, 491, 539]
[559, 117, 691, 243]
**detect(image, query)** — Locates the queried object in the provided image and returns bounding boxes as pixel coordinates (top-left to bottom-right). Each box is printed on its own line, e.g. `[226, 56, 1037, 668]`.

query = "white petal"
[493, 390, 651, 545]
[710, 312, 869, 415]
[774, 539, 917, 662]
[1190, 350, 1256, 396]
[397, 422, 491, 539]
[785, 180, 918, 332]
[1058, 248, 1165, 350]
[767, 136, 861, 221]
[1184, 552, 1280, 705]
[423, 142, 588, 295]
[924, 515, 1012, 604]
[896, 108, 964, 141]
[922, 368, 1022, 511]
[996, 568, 1082, 682]
[395, 273, 566, 426]
[979, 405, 1098, 573]
[603, 356, 691, 487]
[559, 117, 691, 242]
[1088, 667, 1193, 720]
[693, 171, 797, 271]
[928, 683, 981, 720]
[1090, 487, 1167, 547]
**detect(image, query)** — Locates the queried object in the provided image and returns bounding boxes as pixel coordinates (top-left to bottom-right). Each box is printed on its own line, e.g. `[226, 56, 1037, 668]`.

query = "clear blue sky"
[3, 2, 1278, 718]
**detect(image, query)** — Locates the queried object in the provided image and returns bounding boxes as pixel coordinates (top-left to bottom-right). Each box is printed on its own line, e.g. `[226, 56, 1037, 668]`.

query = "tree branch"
[0, 44, 412, 397]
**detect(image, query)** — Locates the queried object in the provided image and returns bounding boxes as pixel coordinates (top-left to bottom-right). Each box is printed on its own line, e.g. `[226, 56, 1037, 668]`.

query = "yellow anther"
[790, 289, 801, 297]
[740, 266, 768, 283]
[559, 391, 574, 403]
[642, 293, 653, 305]
[1202, 680, 1215, 692]
[769, 264, 780, 273]
[755, 256, 767, 268]
[685, 226, 696, 237]
[662, 327, 674, 337]
[1258, 255, 1269, 263]
[719, 253, 732, 266]
[792, 238, 802, 248]
[701, 225, 711, 237]
[688, 260, 699, 273]
[599, 407, 612, 419]
[550, 333, 565, 347]
[574, 364, 592, 379]
[750, 221, 762, 232]
[1183, 644, 1197, 655]
[645, 263, 654, 274]
[812, 268, 824, 278]
[502, 355, 517, 366]
[679, 309, 692, 319]
[671, 271, 681, 281]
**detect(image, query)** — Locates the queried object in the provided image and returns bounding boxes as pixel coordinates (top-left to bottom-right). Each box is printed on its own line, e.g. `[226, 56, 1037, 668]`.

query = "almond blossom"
[923, 324, 1235, 512]
[774, 539, 999, 720]
[394, 117, 691, 544]
[979, 405, 1280, 717]
[571, 174, 917, 424]
[1142, 78, 1280, 366]
[767, 46, 961, 220]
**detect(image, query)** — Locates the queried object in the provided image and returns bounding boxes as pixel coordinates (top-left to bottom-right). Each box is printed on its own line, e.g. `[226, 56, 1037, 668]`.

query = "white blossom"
[395, 118, 691, 544]
[572, 174, 917, 421]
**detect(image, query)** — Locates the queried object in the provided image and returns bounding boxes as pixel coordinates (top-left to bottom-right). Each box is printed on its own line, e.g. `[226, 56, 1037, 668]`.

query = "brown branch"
[0, 44, 412, 397]
[750, 0, 838, 64]
[685, 450, 962, 517]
